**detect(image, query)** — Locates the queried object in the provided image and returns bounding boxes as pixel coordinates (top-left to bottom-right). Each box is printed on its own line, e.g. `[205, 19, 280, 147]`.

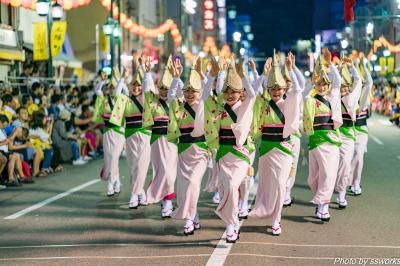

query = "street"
[0, 113, 399, 266]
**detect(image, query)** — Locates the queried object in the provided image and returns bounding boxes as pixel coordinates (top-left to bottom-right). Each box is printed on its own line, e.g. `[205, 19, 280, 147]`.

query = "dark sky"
[227, 0, 316, 55]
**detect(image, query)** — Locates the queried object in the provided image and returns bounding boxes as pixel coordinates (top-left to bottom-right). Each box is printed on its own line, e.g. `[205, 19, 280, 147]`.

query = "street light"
[233, 31, 241, 42]
[366, 22, 374, 34]
[383, 49, 391, 57]
[103, 16, 115, 70]
[36, 0, 64, 78]
[102, 16, 114, 36]
[341, 39, 349, 49]
[247, 33, 254, 41]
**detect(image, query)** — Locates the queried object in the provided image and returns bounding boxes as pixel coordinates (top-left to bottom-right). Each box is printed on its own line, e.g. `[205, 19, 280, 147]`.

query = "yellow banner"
[51, 21, 67, 57]
[100, 32, 109, 53]
[388, 57, 394, 73]
[380, 57, 387, 75]
[33, 22, 48, 61]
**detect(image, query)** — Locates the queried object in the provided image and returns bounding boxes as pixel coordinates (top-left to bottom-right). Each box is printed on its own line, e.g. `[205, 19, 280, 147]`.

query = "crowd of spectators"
[0, 72, 103, 189]
[371, 76, 400, 127]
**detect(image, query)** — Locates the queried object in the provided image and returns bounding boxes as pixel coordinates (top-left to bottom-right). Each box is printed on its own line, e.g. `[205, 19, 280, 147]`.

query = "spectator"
[74, 104, 99, 157]
[31, 82, 43, 105]
[49, 94, 62, 119]
[19, 63, 33, 95]
[12, 107, 30, 128]
[29, 111, 54, 176]
[0, 115, 28, 187]
[52, 109, 87, 165]
[1, 94, 18, 121]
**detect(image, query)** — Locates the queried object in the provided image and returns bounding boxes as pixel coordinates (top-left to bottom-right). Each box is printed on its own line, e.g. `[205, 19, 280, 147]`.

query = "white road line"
[236, 241, 400, 249]
[4, 179, 100, 220]
[1, 241, 398, 250]
[369, 134, 384, 145]
[0, 254, 337, 262]
[206, 178, 258, 266]
[0, 254, 211, 262]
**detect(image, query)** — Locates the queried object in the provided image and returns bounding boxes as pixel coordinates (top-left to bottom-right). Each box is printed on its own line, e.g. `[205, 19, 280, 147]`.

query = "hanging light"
[36, 0, 50, 16]
[103, 16, 114, 36]
[52, 2, 64, 20]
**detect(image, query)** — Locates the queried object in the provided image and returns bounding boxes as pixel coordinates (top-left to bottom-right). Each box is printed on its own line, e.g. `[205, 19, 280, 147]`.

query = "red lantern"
[21, 0, 32, 8]
[1, 0, 11, 5]
[10, 0, 21, 7]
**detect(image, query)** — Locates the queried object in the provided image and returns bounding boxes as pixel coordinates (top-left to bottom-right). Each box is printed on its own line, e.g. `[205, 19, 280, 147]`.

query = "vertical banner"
[388, 57, 394, 73]
[51, 21, 67, 57]
[380, 57, 387, 75]
[100, 32, 109, 53]
[33, 22, 48, 61]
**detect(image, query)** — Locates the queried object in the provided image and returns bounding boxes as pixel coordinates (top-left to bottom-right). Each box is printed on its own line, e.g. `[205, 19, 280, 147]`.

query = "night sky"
[227, 0, 316, 55]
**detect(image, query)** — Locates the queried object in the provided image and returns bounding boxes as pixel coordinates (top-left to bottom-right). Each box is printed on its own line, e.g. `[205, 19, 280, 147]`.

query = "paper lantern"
[63, 0, 73, 10]
[21, 0, 32, 8]
[120, 13, 127, 25]
[101, 0, 110, 7]
[10, 0, 21, 7]
[78, 0, 85, 6]
[71, 0, 78, 8]
[1, 0, 11, 5]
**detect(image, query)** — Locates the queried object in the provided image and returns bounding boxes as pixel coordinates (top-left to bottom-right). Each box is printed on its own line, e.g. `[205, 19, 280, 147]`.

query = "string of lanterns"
[0, 0, 91, 10]
[98, 0, 182, 47]
[1, 0, 182, 48]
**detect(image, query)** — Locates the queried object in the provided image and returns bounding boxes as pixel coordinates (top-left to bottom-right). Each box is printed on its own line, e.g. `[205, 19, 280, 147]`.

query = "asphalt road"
[0, 113, 399, 266]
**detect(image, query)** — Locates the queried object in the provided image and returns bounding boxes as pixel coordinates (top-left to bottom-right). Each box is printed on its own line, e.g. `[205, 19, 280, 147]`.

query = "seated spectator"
[1, 94, 17, 122]
[48, 94, 62, 119]
[12, 107, 30, 128]
[52, 109, 87, 165]
[74, 104, 100, 158]
[29, 111, 54, 176]
[31, 82, 43, 105]
[0, 115, 29, 187]
[8, 126, 42, 179]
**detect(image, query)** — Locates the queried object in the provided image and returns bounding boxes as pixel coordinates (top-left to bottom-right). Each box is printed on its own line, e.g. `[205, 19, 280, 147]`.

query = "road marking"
[4, 179, 100, 220]
[206, 178, 258, 266]
[0, 241, 398, 250]
[369, 134, 384, 145]
[0, 254, 211, 262]
[237, 242, 400, 249]
[0, 242, 213, 249]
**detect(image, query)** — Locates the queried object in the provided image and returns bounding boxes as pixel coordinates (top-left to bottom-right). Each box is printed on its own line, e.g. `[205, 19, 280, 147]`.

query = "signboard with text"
[204, 0, 215, 31]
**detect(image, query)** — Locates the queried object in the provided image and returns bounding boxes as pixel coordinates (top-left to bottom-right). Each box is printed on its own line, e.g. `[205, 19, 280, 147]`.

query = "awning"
[0, 48, 25, 61]
[53, 52, 82, 68]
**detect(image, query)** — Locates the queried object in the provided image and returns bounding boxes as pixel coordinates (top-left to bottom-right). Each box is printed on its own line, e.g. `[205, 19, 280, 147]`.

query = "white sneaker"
[161, 200, 173, 218]
[138, 191, 148, 206]
[212, 192, 220, 204]
[129, 193, 139, 209]
[107, 181, 115, 197]
[184, 219, 195, 235]
[72, 158, 87, 165]
[114, 179, 121, 194]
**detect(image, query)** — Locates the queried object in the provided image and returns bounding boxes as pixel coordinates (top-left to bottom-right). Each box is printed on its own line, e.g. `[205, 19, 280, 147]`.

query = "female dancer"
[205, 56, 256, 243]
[303, 48, 342, 221]
[250, 52, 303, 235]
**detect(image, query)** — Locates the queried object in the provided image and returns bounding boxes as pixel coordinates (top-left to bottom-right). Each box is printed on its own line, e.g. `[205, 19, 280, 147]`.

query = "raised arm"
[359, 58, 373, 110]
[343, 61, 362, 120]
[324, 49, 342, 128]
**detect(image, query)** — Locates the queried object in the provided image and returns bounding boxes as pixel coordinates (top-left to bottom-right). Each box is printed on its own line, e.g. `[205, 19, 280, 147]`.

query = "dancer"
[93, 69, 126, 197]
[168, 57, 211, 235]
[142, 55, 178, 218]
[350, 56, 373, 196]
[335, 57, 362, 208]
[205, 56, 256, 243]
[250, 52, 303, 236]
[110, 57, 152, 209]
[303, 48, 342, 222]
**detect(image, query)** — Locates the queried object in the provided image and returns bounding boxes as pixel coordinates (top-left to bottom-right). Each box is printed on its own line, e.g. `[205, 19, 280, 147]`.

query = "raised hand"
[209, 57, 220, 77]
[263, 57, 272, 75]
[218, 56, 228, 72]
[289, 52, 296, 69]
[341, 56, 353, 65]
[285, 54, 293, 71]
[138, 51, 145, 66]
[144, 56, 152, 73]
[248, 58, 256, 72]
[322, 48, 332, 65]
[237, 57, 245, 78]
[194, 56, 206, 80]
[122, 66, 129, 79]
